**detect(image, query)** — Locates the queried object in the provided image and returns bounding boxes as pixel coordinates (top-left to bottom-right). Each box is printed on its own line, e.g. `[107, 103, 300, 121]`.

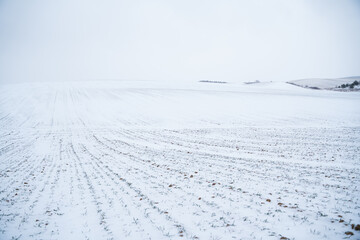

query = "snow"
[0, 80, 359, 240]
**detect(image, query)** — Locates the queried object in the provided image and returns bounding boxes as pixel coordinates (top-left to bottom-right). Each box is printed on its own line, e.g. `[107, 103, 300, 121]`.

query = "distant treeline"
[338, 80, 359, 89]
[199, 80, 227, 84]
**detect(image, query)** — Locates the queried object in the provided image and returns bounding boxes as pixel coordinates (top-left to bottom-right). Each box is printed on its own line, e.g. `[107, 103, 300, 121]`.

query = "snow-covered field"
[0, 80, 359, 240]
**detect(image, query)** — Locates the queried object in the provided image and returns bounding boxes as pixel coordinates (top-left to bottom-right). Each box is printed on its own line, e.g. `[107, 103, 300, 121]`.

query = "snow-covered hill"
[287, 76, 360, 90]
[0, 80, 359, 239]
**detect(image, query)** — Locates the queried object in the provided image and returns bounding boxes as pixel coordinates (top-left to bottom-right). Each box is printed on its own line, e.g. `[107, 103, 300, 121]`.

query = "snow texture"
[0, 80, 359, 240]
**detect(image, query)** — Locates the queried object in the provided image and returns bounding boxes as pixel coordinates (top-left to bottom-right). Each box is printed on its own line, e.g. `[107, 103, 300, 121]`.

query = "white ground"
[0, 80, 359, 240]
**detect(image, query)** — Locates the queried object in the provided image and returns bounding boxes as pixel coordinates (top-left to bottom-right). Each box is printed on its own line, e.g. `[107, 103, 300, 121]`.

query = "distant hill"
[287, 76, 360, 90]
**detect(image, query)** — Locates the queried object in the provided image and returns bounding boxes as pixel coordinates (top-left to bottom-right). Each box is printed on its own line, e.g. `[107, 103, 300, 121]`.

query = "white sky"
[0, 0, 359, 83]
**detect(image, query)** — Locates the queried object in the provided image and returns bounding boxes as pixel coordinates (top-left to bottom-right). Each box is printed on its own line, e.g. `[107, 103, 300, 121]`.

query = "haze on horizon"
[0, 0, 359, 84]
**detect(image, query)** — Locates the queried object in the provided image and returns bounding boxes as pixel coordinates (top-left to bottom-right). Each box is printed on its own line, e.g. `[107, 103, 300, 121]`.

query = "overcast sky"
[0, 0, 359, 83]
